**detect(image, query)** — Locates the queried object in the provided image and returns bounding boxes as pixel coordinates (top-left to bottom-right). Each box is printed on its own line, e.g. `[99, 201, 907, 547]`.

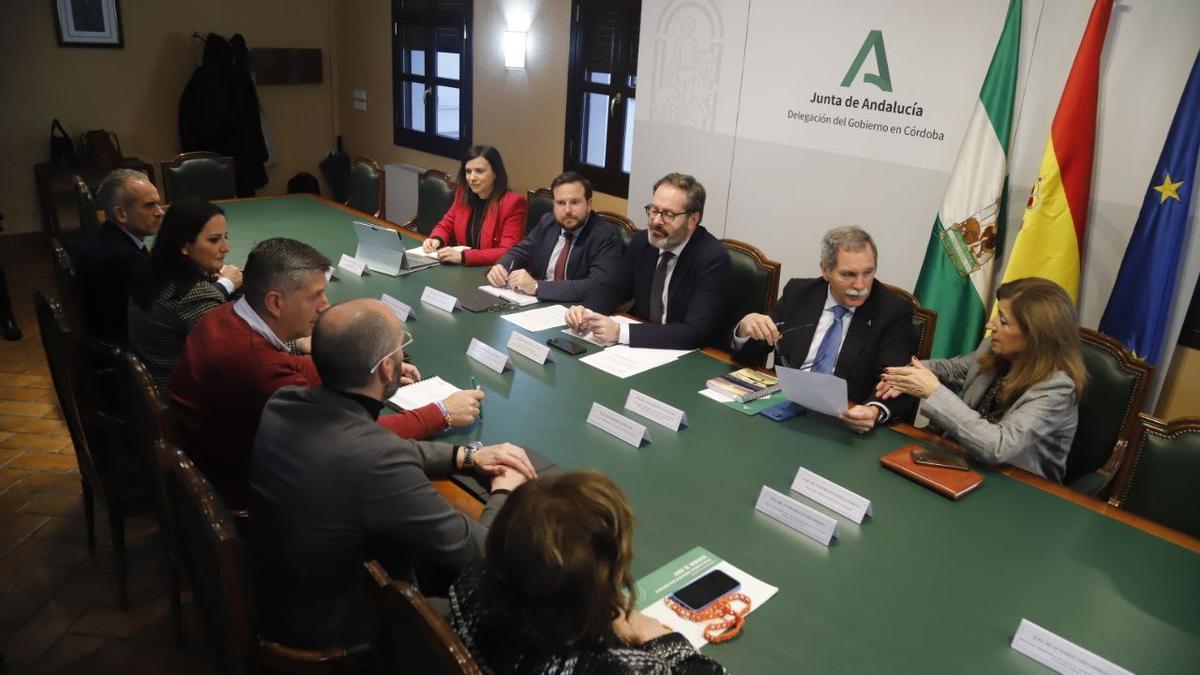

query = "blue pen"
[470, 376, 482, 419]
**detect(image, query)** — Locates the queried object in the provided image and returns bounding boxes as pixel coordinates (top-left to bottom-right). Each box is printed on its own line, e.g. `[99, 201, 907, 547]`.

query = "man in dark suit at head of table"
[564, 172, 732, 349]
[485, 171, 622, 303]
[75, 168, 164, 343]
[731, 225, 917, 433]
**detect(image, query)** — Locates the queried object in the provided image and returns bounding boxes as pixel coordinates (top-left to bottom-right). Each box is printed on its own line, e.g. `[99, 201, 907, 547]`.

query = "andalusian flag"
[999, 0, 1114, 301]
[915, 0, 1020, 358]
[1099, 49, 1200, 364]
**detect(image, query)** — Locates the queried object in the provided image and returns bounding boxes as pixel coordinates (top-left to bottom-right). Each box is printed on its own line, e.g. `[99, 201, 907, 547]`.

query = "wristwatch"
[463, 441, 484, 469]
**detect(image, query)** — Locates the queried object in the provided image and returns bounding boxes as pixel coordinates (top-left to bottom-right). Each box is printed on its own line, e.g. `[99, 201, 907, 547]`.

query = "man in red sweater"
[169, 237, 483, 509]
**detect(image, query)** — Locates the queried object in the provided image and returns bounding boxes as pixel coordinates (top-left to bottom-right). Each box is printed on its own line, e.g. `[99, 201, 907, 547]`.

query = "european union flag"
[1099, 49, 1200, 365]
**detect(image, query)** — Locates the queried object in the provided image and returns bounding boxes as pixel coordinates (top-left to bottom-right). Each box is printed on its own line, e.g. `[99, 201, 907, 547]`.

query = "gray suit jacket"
[921, 340, 1078, 482]
[250, 385, 506, 649]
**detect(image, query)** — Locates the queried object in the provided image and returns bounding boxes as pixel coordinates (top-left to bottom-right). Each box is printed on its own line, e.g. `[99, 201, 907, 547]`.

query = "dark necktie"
[811, 305, 851, 374]
[648, 251, 675, 324]
[552, 231, 574, 281]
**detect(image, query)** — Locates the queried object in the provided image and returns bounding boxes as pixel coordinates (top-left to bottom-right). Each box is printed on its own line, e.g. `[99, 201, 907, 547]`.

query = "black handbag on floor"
[50, 119, 77, 167]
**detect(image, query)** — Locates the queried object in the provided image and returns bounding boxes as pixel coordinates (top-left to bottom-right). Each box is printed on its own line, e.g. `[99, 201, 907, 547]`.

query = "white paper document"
[406, 244, 468, 260]
[387, 376, 458, 410]
[561, 315, 641, 346]
[580, 345, 689, 379]
[500, 305, 569, 332]
[775, 365, 849, 417]
[476, 285, 538, 306]
[1011, 619, 1133, 675]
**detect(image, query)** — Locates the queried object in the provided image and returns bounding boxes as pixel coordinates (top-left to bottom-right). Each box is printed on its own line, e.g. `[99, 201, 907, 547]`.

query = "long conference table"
[219, 195, 1200, 674]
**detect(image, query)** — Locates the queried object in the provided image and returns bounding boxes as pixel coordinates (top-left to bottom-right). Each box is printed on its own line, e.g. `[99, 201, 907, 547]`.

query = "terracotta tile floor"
[0, 234, 216, 674]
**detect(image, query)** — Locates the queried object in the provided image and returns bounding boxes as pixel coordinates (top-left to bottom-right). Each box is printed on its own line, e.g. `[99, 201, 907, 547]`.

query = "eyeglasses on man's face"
[369, 332, 415, 374]
[643, 205, 692, 222]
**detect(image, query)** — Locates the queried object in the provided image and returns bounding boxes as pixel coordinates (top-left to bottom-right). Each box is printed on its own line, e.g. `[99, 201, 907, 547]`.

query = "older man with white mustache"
[730, 225, 918, 433]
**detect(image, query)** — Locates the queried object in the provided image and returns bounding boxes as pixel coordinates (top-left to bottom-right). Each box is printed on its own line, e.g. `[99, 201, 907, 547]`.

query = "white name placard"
[587, 402, 651, 448]
[466, 338, 511, 374]
[420, 286, 459, 313]
[1011, 619, 1133, 675]
[380, 293, 412, 322]
[790, 467, 872, 524]
[624, 389, 688, 431]
[337, 254, 366, 277]
[754, 486, 838, 547]
[506, 331, 551, 365]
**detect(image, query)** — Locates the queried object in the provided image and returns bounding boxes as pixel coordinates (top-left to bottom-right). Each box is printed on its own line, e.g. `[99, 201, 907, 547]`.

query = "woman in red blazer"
[423, 145, 527, 266]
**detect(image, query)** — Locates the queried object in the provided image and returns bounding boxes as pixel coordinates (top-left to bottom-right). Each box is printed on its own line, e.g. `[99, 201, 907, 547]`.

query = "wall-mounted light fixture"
[503, 30, 526, 69]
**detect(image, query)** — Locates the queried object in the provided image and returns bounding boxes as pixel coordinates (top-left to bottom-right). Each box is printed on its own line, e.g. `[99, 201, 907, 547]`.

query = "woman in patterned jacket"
[128, 199, 243, 389]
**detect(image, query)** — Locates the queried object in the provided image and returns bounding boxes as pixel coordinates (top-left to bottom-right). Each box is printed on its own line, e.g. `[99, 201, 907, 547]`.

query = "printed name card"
[420, 286, 459, 313]
[790, 467, 873, 524]
[587, 402, 651, 448]
[506, 331, 551, 365]
[380, 293, 413, 322]
[337, 254, 366, 277]
[466, 338, 511, 374]
[1011, 619, 1133, 675]
[624, 389, 688, 431]
[754, 486, 838, 547]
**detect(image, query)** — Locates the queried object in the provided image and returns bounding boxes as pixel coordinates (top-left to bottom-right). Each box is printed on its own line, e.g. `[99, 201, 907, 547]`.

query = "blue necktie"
[811, 305, 851, 374]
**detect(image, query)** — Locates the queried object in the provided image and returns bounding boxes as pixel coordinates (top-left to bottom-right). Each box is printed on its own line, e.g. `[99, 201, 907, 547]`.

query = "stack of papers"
[500, 305, 569, 332]
[405, 245, 469, 259]
[580, 345, 692, 379]
[387, 376, 459, 410]
[476, 285, 538, 306]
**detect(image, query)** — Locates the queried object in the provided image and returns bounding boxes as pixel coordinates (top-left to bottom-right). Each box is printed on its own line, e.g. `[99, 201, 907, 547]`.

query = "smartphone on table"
[669, 569, 741, 612]
[911, 447, 970, 471]
[547, 336, 587, 355]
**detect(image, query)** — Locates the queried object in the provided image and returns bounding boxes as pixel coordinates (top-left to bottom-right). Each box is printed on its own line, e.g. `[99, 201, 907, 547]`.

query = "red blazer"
[429, 189, 527, 266]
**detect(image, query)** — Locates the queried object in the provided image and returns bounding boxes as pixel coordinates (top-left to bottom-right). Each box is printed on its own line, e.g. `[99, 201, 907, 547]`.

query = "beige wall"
[0, 0, 336, 235]
[332, 0, 629, 222]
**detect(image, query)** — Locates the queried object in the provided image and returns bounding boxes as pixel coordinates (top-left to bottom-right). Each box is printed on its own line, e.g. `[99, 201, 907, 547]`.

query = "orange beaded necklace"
[663, 593, 752, 643]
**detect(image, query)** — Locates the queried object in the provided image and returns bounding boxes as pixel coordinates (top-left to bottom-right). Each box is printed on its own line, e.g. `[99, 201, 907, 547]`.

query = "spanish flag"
[999, 0, 1114, 301]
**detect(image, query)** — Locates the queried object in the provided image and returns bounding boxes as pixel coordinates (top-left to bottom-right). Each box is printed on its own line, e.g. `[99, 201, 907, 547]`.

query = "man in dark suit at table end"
[732, 225, 916, 432]
[565, 172, 731, 349]
[486, 171, 622, 302]
[75, 168, 164, 344]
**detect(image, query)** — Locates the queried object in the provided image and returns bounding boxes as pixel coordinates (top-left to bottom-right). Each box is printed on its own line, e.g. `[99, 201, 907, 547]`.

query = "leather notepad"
[881, 445, 984, 500]
[450, 448, 562, 502]
[456, 287, 506, 312]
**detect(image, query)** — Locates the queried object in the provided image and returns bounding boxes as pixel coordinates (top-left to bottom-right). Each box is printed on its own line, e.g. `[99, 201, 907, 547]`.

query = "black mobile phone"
[669, 569, 741, 612]
[911, 447, 970, 471]
[547, 336, 587, 355]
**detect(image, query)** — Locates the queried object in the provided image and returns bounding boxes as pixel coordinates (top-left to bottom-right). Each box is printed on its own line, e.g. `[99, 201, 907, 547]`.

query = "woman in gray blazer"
[877, 277, 1086, 481]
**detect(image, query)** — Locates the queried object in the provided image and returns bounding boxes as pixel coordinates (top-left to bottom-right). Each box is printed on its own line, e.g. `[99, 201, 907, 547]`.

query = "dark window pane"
[583, 6, 617, 84]
[400, 25, 426, 75]
[627, 4, 640, 81]
[581, 92, 610, 167]
[435, 26, 462, 80]
[437, 86, 461, 139]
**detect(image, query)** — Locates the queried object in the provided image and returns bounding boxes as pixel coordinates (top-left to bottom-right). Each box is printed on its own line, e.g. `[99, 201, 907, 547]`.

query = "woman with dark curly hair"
[448, 471, 727, 674]
[128, 199, 242, 389]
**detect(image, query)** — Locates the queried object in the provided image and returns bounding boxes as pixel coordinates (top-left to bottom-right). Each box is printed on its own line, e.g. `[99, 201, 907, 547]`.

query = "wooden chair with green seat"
[404, 169, 456, 235]
[880, 283, 938, 361]
[1064, 328, 1153, 497]
[721, 239, 781, 343]
[346, 156, 385, 217]
[364, 560, 481, 675]
[1107, 414, 1200, 538]
[525, 187, 554, 232]
[595, 209, 638, 249]
[157, 441, 370, 674]
[160, 151, 236, 203]
[48, 237, 83, 333]
[36, 291, 152, 609]
[115, 351, 186, 643]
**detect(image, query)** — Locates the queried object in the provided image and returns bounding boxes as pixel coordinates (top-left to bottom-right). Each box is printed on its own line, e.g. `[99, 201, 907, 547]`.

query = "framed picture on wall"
[53, 0, 124, 48]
